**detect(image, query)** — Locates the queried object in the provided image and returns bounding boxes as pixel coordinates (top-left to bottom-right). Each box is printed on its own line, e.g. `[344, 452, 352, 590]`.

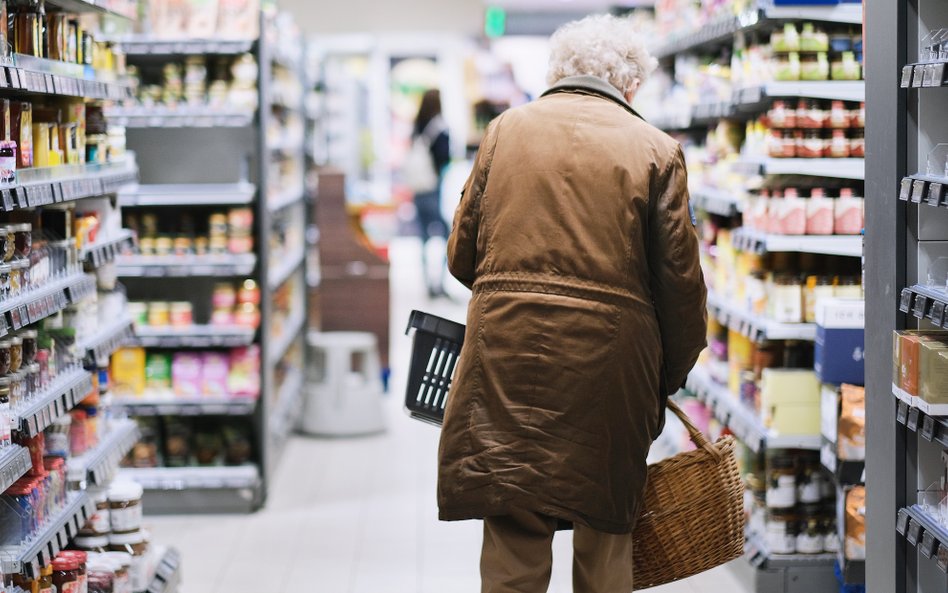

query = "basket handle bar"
[665, 399, 723, 462]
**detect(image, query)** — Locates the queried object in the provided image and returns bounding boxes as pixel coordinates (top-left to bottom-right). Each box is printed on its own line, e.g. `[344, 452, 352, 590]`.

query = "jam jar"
[0, 225, 13, 262]
[52, 554, 80, 593]
[21, 329, 37, 365]
[12, 223, 31, 258]
[0, 339, 12, 375]
[0, 263, 11, 299]
[9, 335, 22, 372]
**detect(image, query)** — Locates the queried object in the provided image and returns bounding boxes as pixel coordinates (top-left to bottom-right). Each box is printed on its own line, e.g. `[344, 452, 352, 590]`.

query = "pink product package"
[228, 345, 261, 398]
[780, 196, 807, 235]
[202, 352, 231, 398]
[834, 196, 865, 235]
[806, 197, 835, 235]
[172, 353, 202, 398]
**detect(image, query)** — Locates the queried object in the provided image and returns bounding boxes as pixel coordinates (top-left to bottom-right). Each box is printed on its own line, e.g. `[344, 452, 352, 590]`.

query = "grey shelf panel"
[15, 369, 93, 437]
[106, 37, 255, 56]
[112, 397, 258, 417]
[707, 290, 817, 342]
[897, 505, 948, 572]
[67, 419, 140, 487]
[654, 1, 863, 60]
[46, 0, 135, 18]
[0, 272, 96, 338]
[6, 54, 132, 100]
[106, 107, 255, 128]
[734, 157, 865, 180]
[0, 445, 31, 493]
[81, 230, 135, 269]
[119, 183, 256, 207]
[268, 311, 305, 368]
[0, 161, 138, 213]
[0, 492, 95, 577]
[77, 316, 135, 364]
[686, 365, 822, 453]
[898, 284, 948, 331]
[893, 388, 948, 447]
[267, 248, 304, 290]
[131, 324, 256, 348]
[147, 548, 182, 593]
[899, 174, 948, 209]
[116, 254, 257, 278]
[731, 227, 863, 257]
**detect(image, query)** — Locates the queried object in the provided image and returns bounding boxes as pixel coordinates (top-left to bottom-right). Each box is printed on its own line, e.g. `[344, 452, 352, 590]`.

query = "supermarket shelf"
[734, 157, 865, 180]
[120, 465, 262, 513]
[106, 106, 255, 128]
[731, 227, 863, 257]
[0, 272, 97, 337]
[118, 182, 256, 207]
[67, 419, 140, 487]
[898, 284, 948, 330]
[269, 369, 304, 440]
[81, 230, 135, 268]
[8, 54, 132, 101]
[15, 369, 93, 437]
[268, 248, 304, 290]
[0, 491, 95, 577]
[116, 253, 257, 277]
[894, 386, 948, 443]
[900, 61, 948, 89]
[77, 316, 135, 364]
[46, 0, 135, 18]
[0, 161, 138, 212]
[147, 548, 182, 593]
[0, 445, 31, 493]
[654, 2, 863, 60]
[131, 324, 256, 348]
[269, 311, 305, 367]
[707, 290, 816, 342]
[686, 365, 822, 453]
[838, 555, 866, 585]
[267, 186, 305, 213]
[111, 397, 258, 417]
[897, 505, 948, 572]
[745, 529, 837, 570]
[820, 438, 865, 485]
[899, 174, 948, 208]
[691, 186, 744, 217]
[104, 37, 255, 56]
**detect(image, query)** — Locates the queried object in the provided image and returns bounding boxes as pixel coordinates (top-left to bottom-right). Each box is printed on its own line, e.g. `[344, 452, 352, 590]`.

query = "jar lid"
[41, 565, 52, 576]
[92, 489, 108, 504]
[108, 480, 143, 503]
[108, 530, 145, 545]
[0, 339, 11, 348]
[9, 336, 21, 345]
[73, 534, 110, 548]
[149, 302, 169, 311]
[52, 555, 80, 571]
[101, 551, 132, 568]
[20, 329, 37, 339]
[60, 550, 87, 564]
[11, 223, 31, 232]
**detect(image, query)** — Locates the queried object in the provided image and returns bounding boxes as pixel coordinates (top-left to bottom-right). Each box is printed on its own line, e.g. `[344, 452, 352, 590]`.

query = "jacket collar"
[541, 75, 645, 121]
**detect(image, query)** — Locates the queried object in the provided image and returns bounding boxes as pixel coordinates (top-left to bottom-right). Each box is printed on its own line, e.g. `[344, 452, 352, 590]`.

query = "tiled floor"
[146, 238, 755, 593]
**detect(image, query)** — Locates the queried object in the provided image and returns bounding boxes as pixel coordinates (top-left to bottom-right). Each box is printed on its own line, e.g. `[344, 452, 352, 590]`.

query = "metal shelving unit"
[111, 397, 258, 417]
[119, 465, 261, 513]
[118, 183, 256, 207]
[731, 227, 863, 257]
[67, 419, 140, 487]
[0, 445, 32, 493]
[131, 324, 256, 348]
[146, 548, 182, 593]
[105, 107, 255, 128]
[77, 316, 135, 364]
[15, 368, 94, 437]
[0, 492, 96, 577]
[864, 1, 948, 591]
[115, 254, 258, 277]
[734, 157, 866, 180]
[706, 290, 817, 342]
[104, 38, 255, 56]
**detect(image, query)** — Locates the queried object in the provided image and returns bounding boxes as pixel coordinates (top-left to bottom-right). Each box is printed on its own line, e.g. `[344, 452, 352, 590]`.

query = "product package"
[814, 298, 865, 385]
[843, 486, 866, 560]
[838, 384, 865, 460]
[111, 348, 146, 396]
[145, 353, 172, 391]
[760, 368, 821, 435]
[10, 102, 32, 169]
[171, 352, 202, 398]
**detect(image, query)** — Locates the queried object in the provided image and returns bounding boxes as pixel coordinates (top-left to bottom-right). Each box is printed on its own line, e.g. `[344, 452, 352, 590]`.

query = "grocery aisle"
[146, 237, 753, 593]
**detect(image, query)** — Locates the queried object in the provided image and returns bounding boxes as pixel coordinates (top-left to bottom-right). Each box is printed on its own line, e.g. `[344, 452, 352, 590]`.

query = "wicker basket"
[632, 400, 745, 590]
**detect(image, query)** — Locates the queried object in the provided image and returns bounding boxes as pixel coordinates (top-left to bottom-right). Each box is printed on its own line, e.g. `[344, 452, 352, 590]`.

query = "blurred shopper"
[439, 14, 707, 593]
[405, 88, 451, 298]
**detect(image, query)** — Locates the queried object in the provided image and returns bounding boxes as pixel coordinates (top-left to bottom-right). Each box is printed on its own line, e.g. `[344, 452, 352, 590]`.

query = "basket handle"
[665, 399, 723, 462]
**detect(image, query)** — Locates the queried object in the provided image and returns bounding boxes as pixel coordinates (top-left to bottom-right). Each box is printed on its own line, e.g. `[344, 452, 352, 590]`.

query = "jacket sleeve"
[447, 121, 499, 289]
[648, 144, 708, 394]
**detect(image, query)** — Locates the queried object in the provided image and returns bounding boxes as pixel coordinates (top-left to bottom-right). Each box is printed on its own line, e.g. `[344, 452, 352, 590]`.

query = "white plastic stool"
[301, 331, 386, 436]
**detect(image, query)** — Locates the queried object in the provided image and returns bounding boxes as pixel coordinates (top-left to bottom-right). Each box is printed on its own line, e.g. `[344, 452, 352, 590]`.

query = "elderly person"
[439, 14, 708, 593]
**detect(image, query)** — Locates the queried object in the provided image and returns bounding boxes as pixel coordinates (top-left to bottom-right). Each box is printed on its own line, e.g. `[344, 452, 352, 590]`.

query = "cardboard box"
[815, 298, 865, 385]
[760, 368, 821, 436]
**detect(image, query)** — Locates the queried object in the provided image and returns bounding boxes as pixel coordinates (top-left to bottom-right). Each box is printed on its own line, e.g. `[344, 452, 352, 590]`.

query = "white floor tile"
[147, 237, 755, 593]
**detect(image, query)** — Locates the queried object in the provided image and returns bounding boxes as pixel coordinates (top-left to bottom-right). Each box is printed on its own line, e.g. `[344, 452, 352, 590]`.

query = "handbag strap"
[665, 399, 723, 462]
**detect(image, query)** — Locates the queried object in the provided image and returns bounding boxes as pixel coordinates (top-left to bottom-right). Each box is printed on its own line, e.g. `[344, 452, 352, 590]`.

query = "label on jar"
[797, 533, 824, 554]
[766, 475, 797, 508]
[60, 580, 80, 593]
[766, 531, 796, 555]
[113, 573, 130, 593]
[110, 504, 142, 532]
[90, 507, 110, 534]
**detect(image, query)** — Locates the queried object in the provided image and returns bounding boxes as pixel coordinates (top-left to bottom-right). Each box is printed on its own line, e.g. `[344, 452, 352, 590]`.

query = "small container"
[768, 100, 793, 128]
[52, 554, 80, 593]
[805, 276, 836, 323]
[829, 130, 851, 158]
[237, 279, 260, 305]
[108, 530, 149, 592]
[147, 302, 170, 327]
[73, 533, 110, 552]
[209, 236, 228, 255]
[209, 213, 228, 237]
[26, 362, 39, 398]
[194, 236, 209, 255]
[0, 263, 10, 300]
[12, 223, 31, 258]
[227, 234, 253, 254]
[766, 509, 798, 554]
[39, 565, 53, 593]
[9, 335, 22, 373]
[79, 490, 111, 537]
[127, 302, 148, 327]
[154, 236, 173, 257]
[797, 466, 824, 503]
[829, 101, 850, 129]
[780, 188, 807, 235]
[213, 283, 236, 309]
[834, 189, 864, 235]
[797, 131, 826, 159]
[805, 189, 834, 235]
[8, 370, 23, 409]
[766, 455, 798, 508]
[108, 481, 144, 534]
[0, 339, 12, 375]
[138, 237, 155, 256]
[0, 380, 10, 446]
[59, 550, 88, 593]
[0, 141, 16, 184]
[169, 302, 193, 326]
[0, 225, 14, 261]
[797, 517, 825, 554]
[172, 236, 192, 256]
[772, 275, 804, 324]
[20, 329, 37, 365]
[850, 130, 865, 158]
[101, 552, 132, 593]
[234, 302, 260, 328]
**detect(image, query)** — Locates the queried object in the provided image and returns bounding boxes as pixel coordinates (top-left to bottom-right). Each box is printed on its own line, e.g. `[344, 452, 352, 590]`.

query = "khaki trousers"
[481, 510, 634, 593]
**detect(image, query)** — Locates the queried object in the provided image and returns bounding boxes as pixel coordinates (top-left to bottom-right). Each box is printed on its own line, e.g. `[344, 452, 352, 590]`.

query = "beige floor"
[146, 238, 755, 593]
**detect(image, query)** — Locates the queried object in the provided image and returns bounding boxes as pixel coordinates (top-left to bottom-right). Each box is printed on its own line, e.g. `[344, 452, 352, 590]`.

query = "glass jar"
[766, 453, 797, 508]
[108, 530, 148, 592]
[147, 302, 170, 327]
[798, 131, 826, 159]
[0, 339, 12, 375]
[209, 236, 228, 255]
[9, 370, 23, 409]
[0, 141, 16, 184]
[59, 550, 87, 593]
[52, 554, 80, 593]
[39, 565, 54, 593]
[79, 491, 110, 537]
[101, 552, 131, 593]
[26, 362, 39, 398]
[15, 259, 30, 293]
[172, 236, 192, 257]
[108, 482, 143, 534]
[805, 276, 836, 323]
[829, 130, 851, 158]
[0, 225, 14, 262]
[238, 279, 260, 305]
[154, 236, 173, 257]
[234, 303, 260, 328]
[21, 330, 37, 366]
[797, 465, 823, 503]
[12, 223, 31, 258]
[836, 276, 863, 299]
[766, 508, 798, 554]
[212, 283, 236, 309]
[850, 129, 865, 158]
[771, 274, 804, 323]
[0, 380, 10, 446]
[0, 263, 11, 300]
[829, 100, 850, 128]
[208, 213, 228, 237]
[797, 516, 825, 554]
[8, 261, 21, 297]
[138, 237, 155, 257]
[73, 533, 110, 552]
[169, 302, 192, 327]
[10, 336, 22, 373]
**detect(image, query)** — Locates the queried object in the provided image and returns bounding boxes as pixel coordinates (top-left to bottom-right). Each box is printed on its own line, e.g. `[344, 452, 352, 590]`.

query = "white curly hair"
[546, 14, 658, 95]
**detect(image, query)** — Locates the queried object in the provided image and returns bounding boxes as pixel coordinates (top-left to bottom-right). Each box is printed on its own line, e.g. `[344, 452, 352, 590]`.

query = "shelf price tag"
[907, 519, 922, 545]
[902, 65, 915, 88]
[938, 543, 948, 573]
[900, 288, 914, 313]
[908, 407, 921, 431]
[923, 64, 937, 87]
[921, 530, 937, 558]
[932, 301, 947, 327]
[935, 63, 948, 87]
[922, 415, 936, 441]
[914, 294, 929, 319]
[912, 179, 928, 203]
[914, 66, 927, 88]
[929, 183, 945, 207]
[900, 177, 913, 201]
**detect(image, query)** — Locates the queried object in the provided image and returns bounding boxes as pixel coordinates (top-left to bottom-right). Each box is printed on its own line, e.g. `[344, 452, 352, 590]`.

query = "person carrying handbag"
[438, 14, 708, 593]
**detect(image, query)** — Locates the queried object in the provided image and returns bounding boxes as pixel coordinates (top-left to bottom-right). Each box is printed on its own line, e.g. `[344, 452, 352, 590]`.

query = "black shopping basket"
[404, 310, 466, 426]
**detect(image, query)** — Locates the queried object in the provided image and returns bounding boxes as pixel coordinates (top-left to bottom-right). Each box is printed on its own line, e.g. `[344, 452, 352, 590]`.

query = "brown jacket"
[439, 76, 707, 534]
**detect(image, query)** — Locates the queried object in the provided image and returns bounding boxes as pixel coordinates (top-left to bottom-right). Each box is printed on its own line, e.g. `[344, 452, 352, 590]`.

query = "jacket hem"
[438, 497, 636, 535]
